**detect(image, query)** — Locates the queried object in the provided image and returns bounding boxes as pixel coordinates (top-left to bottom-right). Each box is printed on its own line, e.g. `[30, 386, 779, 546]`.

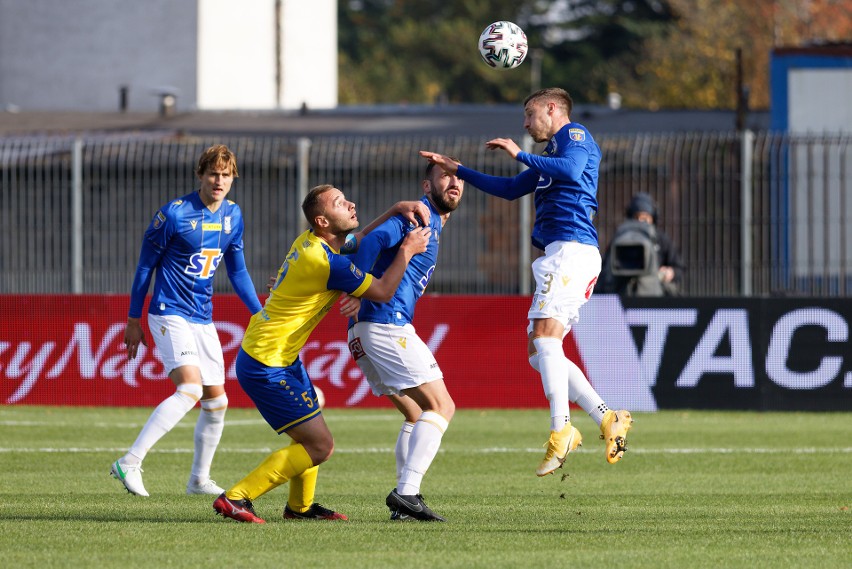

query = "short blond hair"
[196, 144, 239, 178]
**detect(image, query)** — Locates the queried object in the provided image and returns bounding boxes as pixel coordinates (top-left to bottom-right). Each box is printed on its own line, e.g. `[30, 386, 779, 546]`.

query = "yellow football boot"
[600, 410, 633, 464]
[536, 422, 583, 476]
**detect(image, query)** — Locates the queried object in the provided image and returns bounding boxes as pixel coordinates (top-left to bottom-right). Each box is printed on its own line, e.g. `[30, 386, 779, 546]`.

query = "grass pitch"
[1, 406, 850, 568]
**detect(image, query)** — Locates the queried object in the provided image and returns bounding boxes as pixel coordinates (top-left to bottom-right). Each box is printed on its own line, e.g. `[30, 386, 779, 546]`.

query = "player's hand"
[339, 294, 361, 318]
[392, 200, 431, 227]
[267, 274, 278, 291]
[401, 226, 431, 255]
[124, 318, 147, 360]
[485, 137, 521, 159]
[418, 151, 459, 175]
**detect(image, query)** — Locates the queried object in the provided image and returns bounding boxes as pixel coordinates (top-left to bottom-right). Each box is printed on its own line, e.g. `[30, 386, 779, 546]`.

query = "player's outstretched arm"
[361, 200, 430, 235]
[360, 226, 430, 302]
[419, 151, 459, 175]
[344, 201, 430, 254]
[485, 137, 522, 159]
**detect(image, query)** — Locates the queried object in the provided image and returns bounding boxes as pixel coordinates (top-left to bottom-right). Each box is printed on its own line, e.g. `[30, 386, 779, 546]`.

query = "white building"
[0, 0, 337, 112]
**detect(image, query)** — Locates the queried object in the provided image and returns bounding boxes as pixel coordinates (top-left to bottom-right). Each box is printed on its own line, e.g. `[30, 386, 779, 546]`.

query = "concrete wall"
[0, 0, 337, 112]
[0, 0, 197, 112]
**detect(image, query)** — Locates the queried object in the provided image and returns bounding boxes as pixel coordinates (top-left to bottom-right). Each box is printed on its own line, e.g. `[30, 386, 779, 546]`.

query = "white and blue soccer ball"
[478, 21, 528, 70]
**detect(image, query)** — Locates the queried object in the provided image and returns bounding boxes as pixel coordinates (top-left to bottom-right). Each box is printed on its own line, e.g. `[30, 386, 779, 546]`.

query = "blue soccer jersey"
[350, 196, 441, 326]
[457, 122, 601, 249]
[128, 191, 261, 324]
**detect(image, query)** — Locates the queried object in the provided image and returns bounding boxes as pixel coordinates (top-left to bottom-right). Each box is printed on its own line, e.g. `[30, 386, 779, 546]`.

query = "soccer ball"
[315, 386, 325, 409]
[478, 21, 528, 70]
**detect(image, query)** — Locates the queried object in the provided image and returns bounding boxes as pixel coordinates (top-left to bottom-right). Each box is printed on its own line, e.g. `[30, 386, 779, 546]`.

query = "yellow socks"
[226, 443, 313, 501]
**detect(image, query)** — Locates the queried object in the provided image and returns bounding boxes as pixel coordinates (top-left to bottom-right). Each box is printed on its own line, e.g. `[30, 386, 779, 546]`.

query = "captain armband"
[341, 233, 358, 254]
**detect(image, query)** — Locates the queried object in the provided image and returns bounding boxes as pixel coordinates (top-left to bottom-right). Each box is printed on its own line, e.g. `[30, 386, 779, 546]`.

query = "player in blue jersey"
[346, 158, 464, 522]
[212, 185, 431, 524]
[420, 88, 633, 477]
[111, 145, 263, 497]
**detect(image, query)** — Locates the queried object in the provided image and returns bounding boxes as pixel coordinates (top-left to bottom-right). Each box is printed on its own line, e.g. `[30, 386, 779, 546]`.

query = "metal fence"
[1, 131, 850, 297]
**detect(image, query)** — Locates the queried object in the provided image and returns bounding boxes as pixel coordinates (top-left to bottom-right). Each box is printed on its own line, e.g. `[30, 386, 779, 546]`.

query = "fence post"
[297, 137, 312, 233]
[72, 137, 83, 294]
[740, 129, 755, 297]
[519, 135, 533, 293]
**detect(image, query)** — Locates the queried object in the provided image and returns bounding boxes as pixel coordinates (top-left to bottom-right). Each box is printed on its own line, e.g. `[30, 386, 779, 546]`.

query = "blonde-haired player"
[112, 144, 262, 497]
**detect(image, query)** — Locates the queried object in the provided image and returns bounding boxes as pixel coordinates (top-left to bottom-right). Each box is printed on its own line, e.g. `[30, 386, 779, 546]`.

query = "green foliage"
[338, 0, 676, 105]
[2, 406, 851, 568]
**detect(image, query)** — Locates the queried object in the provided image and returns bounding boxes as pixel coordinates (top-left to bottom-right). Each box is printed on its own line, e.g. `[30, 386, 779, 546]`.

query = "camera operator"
[597, 193, 685, 297]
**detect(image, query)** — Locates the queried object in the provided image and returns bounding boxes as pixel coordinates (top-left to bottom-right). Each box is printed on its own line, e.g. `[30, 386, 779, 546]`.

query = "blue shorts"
[235, 348, 322, 434]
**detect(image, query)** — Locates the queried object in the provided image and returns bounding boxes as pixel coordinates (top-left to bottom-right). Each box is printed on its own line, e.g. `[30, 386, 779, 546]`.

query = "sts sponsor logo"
[185, 249, 223, 278]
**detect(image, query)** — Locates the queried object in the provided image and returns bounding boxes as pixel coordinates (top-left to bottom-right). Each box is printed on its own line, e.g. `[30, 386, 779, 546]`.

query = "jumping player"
[112, 144, 263, 497]
[420, 88, 633, 476]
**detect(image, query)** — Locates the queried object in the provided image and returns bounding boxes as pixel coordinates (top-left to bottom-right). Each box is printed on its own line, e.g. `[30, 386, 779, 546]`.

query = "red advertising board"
[0, 295, 568, 409]
[4, 295, 851, 411]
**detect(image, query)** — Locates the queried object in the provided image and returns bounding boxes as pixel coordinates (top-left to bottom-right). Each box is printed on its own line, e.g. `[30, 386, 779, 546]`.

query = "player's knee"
[528, 352, 540, 372]
[303, 435, 334, 465]
[437, 399, 455, 422]
[421, 391, 455, 422]
[175, 382, 203, 404]
[532, 336, 563, 358]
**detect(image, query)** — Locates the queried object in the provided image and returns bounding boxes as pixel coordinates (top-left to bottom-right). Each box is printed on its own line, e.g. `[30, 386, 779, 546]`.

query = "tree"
[337, 0, 852, 109]
[338, 0, 535, 104]
[610, 0, 852, 110]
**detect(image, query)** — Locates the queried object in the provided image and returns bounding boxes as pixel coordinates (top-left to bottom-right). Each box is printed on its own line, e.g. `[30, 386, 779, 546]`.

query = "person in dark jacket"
[598, 193, 685, 296]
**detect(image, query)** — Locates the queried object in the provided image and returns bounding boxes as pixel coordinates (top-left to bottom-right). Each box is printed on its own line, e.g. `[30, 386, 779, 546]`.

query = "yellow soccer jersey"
[241, 230, 373, 367]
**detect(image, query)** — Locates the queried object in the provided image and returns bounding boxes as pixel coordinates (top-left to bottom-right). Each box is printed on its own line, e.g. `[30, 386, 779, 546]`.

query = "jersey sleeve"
[142, 205, 177, 252]
[457, 164, 538, 200]
[327, 253, 374, 297]
[350, 216, 406, 272]
[128, 237, 164, 318]
[128, 207, 175, 317]
[223, 248, 262, 314]
[516, 143, 591, 182]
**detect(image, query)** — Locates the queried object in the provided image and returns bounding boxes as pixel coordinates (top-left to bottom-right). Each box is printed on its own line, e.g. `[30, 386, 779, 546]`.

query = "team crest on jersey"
[190, 220, 198, 230]
[224, 216, 232, 234]
[152, 211, 166, 229]
[349, 263, 364, 279]
[569, 128, 585, 142]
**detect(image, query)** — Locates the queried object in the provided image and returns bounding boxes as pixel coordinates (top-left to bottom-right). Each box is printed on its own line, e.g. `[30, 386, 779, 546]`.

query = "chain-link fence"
[2, 131, 850, 296]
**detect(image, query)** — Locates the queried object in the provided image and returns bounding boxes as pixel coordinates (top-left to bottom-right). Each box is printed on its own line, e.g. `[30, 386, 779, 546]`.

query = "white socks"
[567, 358, 608, 426]
[398, 411, 449, 496]
[532, 337, 571, 431]
[529, 342, 609, 427]
[190, 393, 228, 484]
[395, 421, 415, 484]
[126, 383, 202, 463]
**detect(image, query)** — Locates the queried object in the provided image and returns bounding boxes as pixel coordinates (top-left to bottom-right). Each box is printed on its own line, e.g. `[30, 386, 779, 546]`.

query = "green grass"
[1, 406, 850, 568]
